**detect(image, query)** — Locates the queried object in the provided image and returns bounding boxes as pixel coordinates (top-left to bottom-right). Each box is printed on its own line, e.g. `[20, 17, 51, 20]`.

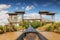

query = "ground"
[40, 32, 60, 40]
[0, 30, 60, 40]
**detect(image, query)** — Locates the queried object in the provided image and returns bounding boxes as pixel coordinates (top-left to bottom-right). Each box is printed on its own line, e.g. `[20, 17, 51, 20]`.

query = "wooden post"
[15, 11, 25, 26]
[39, 11, 49, 27]
[22, 14, 24, 26]
[8, 13, 17, 31]
[40, 14, 42, 27]
[4, 25, 6, 32]
[52, 14, 55, 24]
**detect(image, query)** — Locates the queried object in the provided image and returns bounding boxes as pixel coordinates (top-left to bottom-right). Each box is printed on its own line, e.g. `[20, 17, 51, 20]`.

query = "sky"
[0, 0, 60, 25]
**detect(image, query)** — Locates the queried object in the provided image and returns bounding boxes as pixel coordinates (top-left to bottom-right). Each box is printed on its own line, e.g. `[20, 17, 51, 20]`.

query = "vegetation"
[22, 21, 29, 28]
[39, 22, 60, 33]
[31, 20, 40, 28]
[42, 23, 54, 31]
[0, 26, 4, 33]
[54, 22, 60, 33]
[15, 26, 25, 30]
[22, 20, 40, 28]
[0, 20, 60, 34]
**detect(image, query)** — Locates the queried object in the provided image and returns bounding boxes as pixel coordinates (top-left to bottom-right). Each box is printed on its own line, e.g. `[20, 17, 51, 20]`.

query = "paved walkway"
[0, 31, 60, 40]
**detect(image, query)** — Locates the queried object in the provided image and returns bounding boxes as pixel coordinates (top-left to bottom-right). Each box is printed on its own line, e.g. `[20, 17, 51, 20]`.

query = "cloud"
[33, 3, 38, 7]
[15, 7, 19, 10]
[16, 3, 21, 5]
[24, 13, 40, 19]
[0, 10, 9, 25]
[0, 4, 11, 10]
[24, 13, 56, 22]
[0, 4, 11, 25]
[42, 3, 52, 7]
[42, 4, 48, 7]
[25, 5, 35, 11]
[55, 14, 60, 22]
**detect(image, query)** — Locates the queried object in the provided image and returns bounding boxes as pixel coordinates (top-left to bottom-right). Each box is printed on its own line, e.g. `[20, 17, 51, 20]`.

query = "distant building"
[8, 11, 55, 26]
[8, 11, 25, 26]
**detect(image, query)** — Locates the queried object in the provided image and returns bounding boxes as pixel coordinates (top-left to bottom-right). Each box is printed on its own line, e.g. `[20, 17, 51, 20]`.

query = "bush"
[0, 26, 4, 33]
[54, 22, 60, 33]
[57, 27, 60, 33]
[15, 26, 25, 30]
[31, 21, 40, 28]
[21, 20, 40, 29]
[6, 26, 10, 32]
[42, 23, 54, 31]
[47, 26, 54, 31]
[54, 22, 60, 29]
[42, 22, 60, 33]
[22, 21, 29, 29]
[0, 26, 3, 30]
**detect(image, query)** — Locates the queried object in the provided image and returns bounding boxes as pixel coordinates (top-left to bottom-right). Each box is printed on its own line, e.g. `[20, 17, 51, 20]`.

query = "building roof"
[15, 11, 25, 14]
[46, 13, 55, 15]
[8, 12, 17, 15]
[39, 11, 55, 15]
[39, 11, 49, 14]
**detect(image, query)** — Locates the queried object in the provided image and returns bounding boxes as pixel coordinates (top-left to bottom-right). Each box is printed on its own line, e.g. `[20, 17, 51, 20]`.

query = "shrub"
[0, 26, 3, 30]
[42, 22, 60, 33]
[42, 23, 54, 31]
[21, 20, 40, 29]
[54, 22, 60, 29]
[31, 21, 40, 28]
[15, 26, 25, 30]
[0, 26, 4, 33]
[6, 26, 10, 32]
[54, 22, 60, 33]
[22, 21, 29, 29]
[47, 26, 54, 31]
[57, 27, 60, 33]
